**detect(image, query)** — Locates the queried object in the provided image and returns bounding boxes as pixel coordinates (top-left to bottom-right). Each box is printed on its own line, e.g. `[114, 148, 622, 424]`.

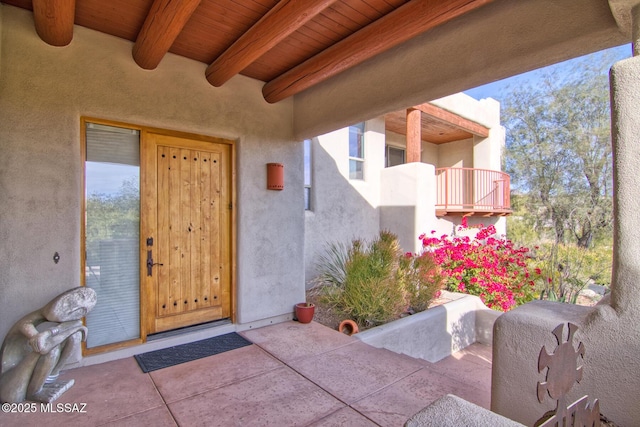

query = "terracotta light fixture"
[267, 163, 284, 190]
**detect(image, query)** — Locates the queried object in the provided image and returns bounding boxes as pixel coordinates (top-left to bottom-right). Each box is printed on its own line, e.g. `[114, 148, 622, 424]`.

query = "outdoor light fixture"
[267, 163, 284, 190]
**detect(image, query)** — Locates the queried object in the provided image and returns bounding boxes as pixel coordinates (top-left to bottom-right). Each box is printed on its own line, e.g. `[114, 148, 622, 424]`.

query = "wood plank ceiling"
[4, 0, 493, 104]
[385, 102, 490, 144]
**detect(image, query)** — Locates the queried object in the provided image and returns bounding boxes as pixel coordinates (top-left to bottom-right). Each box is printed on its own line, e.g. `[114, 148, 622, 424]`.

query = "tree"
[502, 53, 619, 247]
[85, 177, 139, 263]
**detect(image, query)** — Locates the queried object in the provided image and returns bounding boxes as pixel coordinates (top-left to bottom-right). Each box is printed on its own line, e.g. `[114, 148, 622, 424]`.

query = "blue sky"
[463, 44, 632, 103]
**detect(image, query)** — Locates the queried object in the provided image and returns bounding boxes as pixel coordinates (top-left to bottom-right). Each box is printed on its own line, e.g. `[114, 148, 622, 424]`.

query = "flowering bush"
[420, 221, 537, 311]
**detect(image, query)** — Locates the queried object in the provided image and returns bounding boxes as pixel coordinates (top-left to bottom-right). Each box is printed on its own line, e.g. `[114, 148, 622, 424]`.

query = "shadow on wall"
[303, 137, 380, 287]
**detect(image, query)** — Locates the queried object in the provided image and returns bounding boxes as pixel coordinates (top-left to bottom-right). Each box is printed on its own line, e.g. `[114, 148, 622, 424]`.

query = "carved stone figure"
[0, 287, 97, 403]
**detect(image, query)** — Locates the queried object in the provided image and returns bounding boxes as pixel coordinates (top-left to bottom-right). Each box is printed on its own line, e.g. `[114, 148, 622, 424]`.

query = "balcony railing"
[435, 167, 511, 216]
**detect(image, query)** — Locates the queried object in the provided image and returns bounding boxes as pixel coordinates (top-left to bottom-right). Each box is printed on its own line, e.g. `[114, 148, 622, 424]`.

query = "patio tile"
[308, 406, 379, 426]
[351, 364, 490, 426]
[0, 357, 164, 426]
[289, 341, 424, 405]
[168, 366, 345, 426]
[432, 350, 492, 393]
[449, 342, 493, 368]
[240, 321, 356, 363]
[150, 344, 283, 403]
[99, 406, 177, 426]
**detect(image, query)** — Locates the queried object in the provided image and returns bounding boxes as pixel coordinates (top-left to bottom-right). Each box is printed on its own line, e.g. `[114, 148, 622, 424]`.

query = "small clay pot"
[338, 319, 359, 336]
[295, 303, 315, 324]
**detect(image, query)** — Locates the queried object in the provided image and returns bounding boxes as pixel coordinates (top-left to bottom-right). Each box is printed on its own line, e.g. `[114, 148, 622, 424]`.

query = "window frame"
[348, 123, 365, 180]
[304, 138, 312, 211]
[386, 145, 406, 167]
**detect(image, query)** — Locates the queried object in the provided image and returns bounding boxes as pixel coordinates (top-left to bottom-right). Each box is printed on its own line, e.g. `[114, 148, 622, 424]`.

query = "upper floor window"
[386, 146, 405, 167]
[349, 123, 365, 180]
[304, 139, 312, 210]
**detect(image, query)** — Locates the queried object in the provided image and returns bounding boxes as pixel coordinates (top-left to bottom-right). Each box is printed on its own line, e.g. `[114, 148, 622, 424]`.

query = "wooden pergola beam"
[414, 102, 490, 137]
[262, 0, 493, 103]
[132, 0, 201, 70]
[32, 0, 76, 47]
[206, 0, 339, 87]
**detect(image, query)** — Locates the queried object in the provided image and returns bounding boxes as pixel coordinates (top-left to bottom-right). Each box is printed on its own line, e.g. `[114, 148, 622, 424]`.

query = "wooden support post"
[406, 108, 422, 163]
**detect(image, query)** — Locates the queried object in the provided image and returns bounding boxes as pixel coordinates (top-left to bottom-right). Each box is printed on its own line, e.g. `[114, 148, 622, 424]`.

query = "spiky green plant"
[316, 230, 443, 329]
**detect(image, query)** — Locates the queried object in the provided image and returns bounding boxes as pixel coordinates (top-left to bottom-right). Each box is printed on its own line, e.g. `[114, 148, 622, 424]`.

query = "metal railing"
[435, 167, 511, 214]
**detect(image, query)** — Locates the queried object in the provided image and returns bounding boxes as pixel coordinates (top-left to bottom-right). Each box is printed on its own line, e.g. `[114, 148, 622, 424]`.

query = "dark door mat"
[134, 332, 252, 373]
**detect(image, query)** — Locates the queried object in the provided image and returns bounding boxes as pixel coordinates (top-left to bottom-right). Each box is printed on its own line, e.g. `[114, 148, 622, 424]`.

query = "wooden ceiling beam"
[262, 0, 493, 103]
[132, 0, 201, 70]
[32, 0, 76, 47]
[414, 102, 490, 137]
[206, 0, 340, 87]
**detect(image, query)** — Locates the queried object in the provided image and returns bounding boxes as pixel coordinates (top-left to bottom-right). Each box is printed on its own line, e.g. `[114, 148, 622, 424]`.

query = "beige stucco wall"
[437, 139, 474, 169]
[303, 119, 385, 285]
[0, 5, 304, 344]
[420, 142, 439, 166]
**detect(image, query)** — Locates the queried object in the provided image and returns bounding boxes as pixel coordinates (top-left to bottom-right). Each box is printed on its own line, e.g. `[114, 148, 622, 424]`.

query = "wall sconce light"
[267, 163, 284, 190]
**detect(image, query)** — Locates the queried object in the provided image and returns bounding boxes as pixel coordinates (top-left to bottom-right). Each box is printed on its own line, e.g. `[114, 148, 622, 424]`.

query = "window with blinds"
[84, 122, 140, 348]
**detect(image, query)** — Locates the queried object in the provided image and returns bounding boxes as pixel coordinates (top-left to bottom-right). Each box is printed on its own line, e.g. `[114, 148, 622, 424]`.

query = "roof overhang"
[293, 0, 631, 140]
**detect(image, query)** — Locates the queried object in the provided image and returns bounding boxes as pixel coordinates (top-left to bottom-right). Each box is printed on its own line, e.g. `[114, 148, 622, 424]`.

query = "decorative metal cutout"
[535, 323, 600, 427]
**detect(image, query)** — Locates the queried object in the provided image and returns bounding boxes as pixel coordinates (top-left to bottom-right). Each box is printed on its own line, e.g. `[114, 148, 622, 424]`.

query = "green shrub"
[316, 231, 443, 328]
[400, 251, 444, 313]
[530, 242, 612, 303]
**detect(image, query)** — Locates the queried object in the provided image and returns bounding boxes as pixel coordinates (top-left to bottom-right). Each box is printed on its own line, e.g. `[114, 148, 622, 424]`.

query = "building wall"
[303, 119, 385, 285]
[305, 94, 508, 283]
[0, 5, 304, 343]
[420, 141, 439, 166]
[437, 139, 474, 168]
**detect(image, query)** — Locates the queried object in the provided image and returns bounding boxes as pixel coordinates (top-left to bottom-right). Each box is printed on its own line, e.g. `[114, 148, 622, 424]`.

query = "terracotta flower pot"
[338, 319, 359, 336]
[295, 302, 315, 324]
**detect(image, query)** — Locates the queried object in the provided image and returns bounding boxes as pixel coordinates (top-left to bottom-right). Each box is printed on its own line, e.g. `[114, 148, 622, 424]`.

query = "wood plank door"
[141, 131, 233, 335]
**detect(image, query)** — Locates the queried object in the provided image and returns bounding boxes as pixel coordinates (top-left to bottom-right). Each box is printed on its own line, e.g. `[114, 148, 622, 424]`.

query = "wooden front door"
[142, 131, 233, 335]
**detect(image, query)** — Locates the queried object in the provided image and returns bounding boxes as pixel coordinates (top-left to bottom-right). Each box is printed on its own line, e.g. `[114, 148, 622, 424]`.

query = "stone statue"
[0, 287, 97, 403]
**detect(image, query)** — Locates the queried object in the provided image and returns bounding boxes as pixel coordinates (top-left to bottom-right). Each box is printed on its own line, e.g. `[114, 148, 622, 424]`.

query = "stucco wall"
[379, 163, 437, 254]
[303, 119, 385, 285]
[437, 139, 474, 169]
[0, 5, 303, 343]
[420, 142, 439, 166]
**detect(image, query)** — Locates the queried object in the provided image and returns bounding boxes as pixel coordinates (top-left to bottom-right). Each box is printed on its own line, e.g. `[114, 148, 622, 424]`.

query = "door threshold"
[147, 318, 232, 342]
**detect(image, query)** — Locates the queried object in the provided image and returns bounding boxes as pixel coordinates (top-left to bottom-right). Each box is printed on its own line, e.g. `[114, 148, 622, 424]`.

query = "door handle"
[146, 249, 163, 276]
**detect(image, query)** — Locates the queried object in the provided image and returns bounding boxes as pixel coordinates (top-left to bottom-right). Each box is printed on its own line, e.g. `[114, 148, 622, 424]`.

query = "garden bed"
[308, 288, 499, 363]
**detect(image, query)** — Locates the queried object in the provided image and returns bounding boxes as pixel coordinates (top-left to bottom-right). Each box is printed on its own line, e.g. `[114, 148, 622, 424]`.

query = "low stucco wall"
[356, 292, 500, 363]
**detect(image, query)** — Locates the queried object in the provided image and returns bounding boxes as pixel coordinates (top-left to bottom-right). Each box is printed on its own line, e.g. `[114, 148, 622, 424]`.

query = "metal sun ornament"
[536, 323, 600, 427]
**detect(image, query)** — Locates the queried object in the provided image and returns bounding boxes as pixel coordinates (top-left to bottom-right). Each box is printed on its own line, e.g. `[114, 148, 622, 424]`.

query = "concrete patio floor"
[0, 321, 492, 427]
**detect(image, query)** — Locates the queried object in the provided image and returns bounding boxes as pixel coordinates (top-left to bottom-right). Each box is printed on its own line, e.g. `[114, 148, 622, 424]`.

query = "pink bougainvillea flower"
[420, 221, 535, 312]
